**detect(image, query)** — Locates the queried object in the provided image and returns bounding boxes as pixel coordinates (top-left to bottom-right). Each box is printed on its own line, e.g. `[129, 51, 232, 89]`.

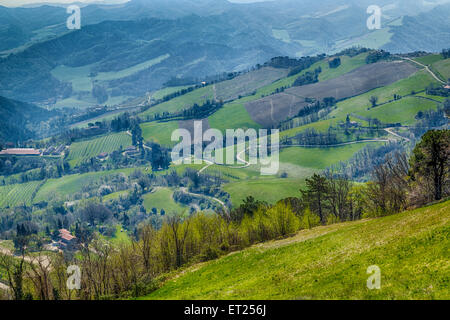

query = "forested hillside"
[0, 96, 55, 146]
[0, 0, 448, 302]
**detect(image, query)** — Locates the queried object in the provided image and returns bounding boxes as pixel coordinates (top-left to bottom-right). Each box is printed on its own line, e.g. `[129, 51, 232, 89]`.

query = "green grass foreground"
[141, 200, 449, 300]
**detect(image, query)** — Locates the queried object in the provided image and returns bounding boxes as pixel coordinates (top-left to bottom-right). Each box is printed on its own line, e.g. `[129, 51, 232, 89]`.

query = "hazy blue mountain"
[383, 3, 450, 53]
[0, 15, 292, 103]
[0, 0, 449, 106]
[0, 96, 55, 144]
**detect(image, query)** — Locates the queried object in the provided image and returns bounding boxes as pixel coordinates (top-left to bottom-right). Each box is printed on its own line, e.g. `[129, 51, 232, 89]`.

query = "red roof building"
[59, 229, 75, 242]
[0, 148, 41, 156]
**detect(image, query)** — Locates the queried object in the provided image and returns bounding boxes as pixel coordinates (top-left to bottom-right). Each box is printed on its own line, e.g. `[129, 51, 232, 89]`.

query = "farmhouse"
[124, 146, 139, 157]
[57, 229, 77, 250]
[339, 121, 359, 128]
[0, 148, 41, 156]
[97, 152, 109, 160]
[42, 146, 55, 155]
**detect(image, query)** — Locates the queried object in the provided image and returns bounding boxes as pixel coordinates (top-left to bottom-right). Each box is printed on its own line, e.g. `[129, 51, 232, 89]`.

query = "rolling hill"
[245, 60, 418, 127]
[0, 15, 293, 104]
[0, 96, 56, 145]
[134, 51, 449, 206]
[1, 0, 450, 106]
[142, 199, 450, 300]
[0, 1, 449, 302]
[0, 50, 445, 209]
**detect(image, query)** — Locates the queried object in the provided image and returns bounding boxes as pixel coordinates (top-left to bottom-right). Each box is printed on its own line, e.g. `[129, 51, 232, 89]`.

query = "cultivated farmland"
[67, 132, 132, 166]
[34, 168, 139, 203]
[214, 67, 289, 101]
[245, 61, 419, 127]
[140, 86, 214, 119]
[0, 181, 42, 208]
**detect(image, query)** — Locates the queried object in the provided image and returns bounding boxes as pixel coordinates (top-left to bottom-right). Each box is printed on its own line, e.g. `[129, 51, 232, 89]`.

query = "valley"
[0, 0, 449, 302]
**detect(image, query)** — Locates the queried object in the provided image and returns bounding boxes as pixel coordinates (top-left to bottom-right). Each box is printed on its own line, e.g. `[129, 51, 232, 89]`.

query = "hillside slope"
[0, 96, 55, 145]
[143, 200, 450, 300]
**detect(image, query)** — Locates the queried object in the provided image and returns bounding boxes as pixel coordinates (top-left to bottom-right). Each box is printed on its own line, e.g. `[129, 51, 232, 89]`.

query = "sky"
[0, 0, 129, 7]
[0, 0, 274, 7]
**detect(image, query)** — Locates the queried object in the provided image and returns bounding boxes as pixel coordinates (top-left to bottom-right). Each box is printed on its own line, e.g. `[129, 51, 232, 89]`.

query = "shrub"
[300, 208, 321, 229]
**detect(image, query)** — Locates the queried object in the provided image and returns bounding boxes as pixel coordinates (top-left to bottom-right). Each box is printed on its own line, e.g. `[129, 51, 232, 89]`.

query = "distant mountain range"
[0, 0, 449, 106]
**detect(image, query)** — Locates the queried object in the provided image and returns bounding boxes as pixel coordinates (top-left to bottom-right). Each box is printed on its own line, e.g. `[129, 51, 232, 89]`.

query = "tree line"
[0, 129, 448, 300]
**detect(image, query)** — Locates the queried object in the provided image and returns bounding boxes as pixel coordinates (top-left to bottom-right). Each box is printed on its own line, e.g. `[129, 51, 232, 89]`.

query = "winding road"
[384, 127, 411, 142]
[179, 187, 228, 212]
[398, 56, 446, 85]
[126, 130, 152, 150]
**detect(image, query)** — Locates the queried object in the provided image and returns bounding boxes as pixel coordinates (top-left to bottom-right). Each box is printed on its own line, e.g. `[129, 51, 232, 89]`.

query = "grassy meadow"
[142, 188, 187, 214]
[142, 200, 450, 300]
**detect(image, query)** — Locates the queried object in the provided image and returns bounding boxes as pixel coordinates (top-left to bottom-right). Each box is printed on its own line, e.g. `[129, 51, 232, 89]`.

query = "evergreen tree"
[410, 130, 450, 201]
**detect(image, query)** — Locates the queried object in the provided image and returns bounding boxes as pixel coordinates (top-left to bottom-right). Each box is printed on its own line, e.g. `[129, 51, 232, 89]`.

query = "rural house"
[57, 229, 77, 251]
[0, 148, 41, 156]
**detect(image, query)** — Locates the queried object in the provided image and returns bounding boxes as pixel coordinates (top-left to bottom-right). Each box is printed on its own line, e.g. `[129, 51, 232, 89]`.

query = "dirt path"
[0, 247, 51, 269]
[399, 57, 446, 84]
[213, 84, 217, 101]
[283, 138, 391, 148]
[236, 148, 251, 168]
[126, 130, 151, 150]
[0, 281, 9, 292]
[384, 127, 411, 142]
[197, 158, 215, 175]
[197, 143, 251, 175]
[179, 187, 228, 212]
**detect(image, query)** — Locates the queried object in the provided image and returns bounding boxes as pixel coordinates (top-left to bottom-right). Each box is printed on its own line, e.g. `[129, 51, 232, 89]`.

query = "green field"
[414, 54, 443, 66]
[51, 54, 170, 90]
[106, 225, 132, 247]
[143, 200, 450, 300]
[141, 121, 179, 147]
[318, 52, 370, 82]
[151, 86, 191, 101]
[221, 142, 383, 207]
[224, 178, 306, 207]
[34, 168, 138, 203]
[335, 70, 437, 116]
[140, 86, 214, 118]
[0, 181, 42, 208]
[279, 143, 383, 169]
[432, 58, 450, 81]
[280, 69, 437, 139]
[142, 188, 187, 214]
[358, 97, 438, 125]
[51, 64, 94, 92]
[343, 28, 393, 51]
[95, 54, 170, 81]
[272, 29, 291, 43]
[214, 67, 289, 101]
[137, 51, 375, 140]
[67, 132, 132, 167]
[102, 190, 129, 201]
[208, 103, 261, 132]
